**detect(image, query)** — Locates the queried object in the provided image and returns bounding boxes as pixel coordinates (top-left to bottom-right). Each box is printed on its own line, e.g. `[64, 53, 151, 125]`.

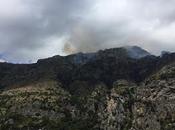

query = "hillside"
[0, 46, 175, 89]
[0, 46, 175, 130]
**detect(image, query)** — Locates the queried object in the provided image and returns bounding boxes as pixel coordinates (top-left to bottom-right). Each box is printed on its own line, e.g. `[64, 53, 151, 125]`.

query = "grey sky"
[0, 0, 175, 63]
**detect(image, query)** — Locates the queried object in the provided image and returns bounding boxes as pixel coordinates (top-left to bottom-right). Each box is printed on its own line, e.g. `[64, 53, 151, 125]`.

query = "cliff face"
[1, 47, 175, 89]
[0, 63, 175, 130]
[0, 47, 175, 130]
[132, 63, 175, 130]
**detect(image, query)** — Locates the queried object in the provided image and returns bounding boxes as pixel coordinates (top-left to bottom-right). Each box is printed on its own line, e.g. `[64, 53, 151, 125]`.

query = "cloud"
[0, 0, 91, 62]
[0, 0, 175, 62]
[65, 0, 175, 55]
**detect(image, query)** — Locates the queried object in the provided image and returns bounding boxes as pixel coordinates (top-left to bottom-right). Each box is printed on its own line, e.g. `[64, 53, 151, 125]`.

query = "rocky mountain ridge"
[0, 46, 175, 89]
[0, 46, 175, 130]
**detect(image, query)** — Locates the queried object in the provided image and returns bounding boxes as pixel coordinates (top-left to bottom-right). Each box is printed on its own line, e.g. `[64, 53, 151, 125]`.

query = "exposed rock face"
[132, 63, 175, 130]
[0, 47, 175, 129]
[0, 81, 72, 129]
[0, 63, 174, 130]
[1, 46, 175, 89]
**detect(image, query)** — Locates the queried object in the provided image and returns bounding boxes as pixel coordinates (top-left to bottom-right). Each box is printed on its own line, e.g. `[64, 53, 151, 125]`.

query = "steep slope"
[0, 62, 175, 130]
[1, 46, 175, 91]
[132, 63, 175, 130]
[0, 81, 73, 130]
[0, 46, 174, 130]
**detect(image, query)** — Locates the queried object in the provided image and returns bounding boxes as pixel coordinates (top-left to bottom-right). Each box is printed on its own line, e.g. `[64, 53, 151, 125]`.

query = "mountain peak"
[123, 45, 151, 59]
[36, 46, 152, 65]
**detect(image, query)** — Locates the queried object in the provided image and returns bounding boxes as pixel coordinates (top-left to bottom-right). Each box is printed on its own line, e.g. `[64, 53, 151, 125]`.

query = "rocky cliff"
[0, 46, 175, 130]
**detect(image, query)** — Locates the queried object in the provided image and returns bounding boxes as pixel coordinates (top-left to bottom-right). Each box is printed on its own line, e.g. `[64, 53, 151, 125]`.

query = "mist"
[0, 0, 175, 62]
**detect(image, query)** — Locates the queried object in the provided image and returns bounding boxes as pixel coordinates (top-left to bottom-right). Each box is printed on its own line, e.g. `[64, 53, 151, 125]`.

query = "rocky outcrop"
[0, 71, 174, 130]
[1, 46, 175, 89]
[132, 63, 175, 130]
[0, 47, 175, 130]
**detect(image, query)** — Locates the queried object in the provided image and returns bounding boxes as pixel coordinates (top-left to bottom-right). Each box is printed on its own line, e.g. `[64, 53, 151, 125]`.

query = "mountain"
[0, 46, 174, 89]
[124, 46, 151, 59]
[161, 51, 171, 56]
[0, 46, 175, 130]
[58, 46, 150, 65]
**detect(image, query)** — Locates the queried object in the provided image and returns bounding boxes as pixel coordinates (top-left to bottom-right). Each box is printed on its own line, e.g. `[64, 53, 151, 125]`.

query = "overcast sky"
[0, 0, 175, 63]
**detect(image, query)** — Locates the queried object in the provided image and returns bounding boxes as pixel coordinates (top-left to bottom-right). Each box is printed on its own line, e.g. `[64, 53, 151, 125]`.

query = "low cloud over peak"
[0, 0, 175, 63]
